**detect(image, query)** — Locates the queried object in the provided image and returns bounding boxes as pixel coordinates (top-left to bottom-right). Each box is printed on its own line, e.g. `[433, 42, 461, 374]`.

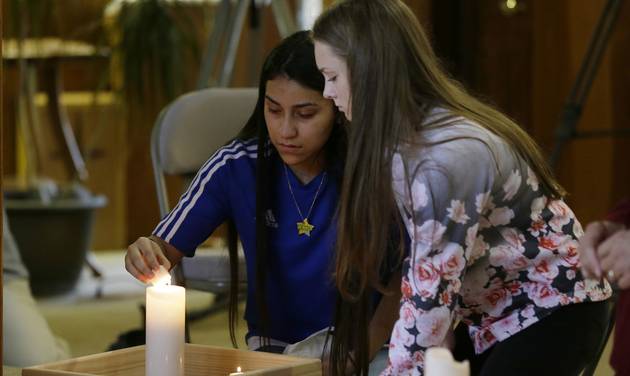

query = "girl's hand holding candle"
[149, 264, 171, 286]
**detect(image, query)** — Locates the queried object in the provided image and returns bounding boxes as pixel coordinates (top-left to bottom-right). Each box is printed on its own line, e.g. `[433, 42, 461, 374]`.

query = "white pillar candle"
[146, 268, 185, 376]
[425, 347, 469, 376]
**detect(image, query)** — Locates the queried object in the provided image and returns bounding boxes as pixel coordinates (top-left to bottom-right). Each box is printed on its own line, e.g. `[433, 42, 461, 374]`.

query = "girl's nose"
[280, 117, 297, 138]
[323, 83, 336, 100]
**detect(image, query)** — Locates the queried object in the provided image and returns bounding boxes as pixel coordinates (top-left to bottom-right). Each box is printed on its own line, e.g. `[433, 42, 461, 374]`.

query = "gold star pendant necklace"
[284, 164, 327, 237]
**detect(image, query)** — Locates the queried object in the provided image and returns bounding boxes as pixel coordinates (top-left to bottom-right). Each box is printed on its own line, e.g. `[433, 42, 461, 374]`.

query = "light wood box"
[22, 344, 322, 375]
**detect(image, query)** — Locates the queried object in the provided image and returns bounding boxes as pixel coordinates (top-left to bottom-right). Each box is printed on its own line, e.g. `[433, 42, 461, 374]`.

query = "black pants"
[453, 301, 611, 376]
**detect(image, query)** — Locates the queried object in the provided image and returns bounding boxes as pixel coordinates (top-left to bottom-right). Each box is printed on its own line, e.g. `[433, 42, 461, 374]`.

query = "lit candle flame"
[153, 273, 171, 287]
[236, 367, 241, 372]
[150, 265, 172, 287]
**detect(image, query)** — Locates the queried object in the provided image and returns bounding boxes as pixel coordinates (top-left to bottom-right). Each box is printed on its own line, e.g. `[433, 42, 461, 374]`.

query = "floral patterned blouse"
[383, 113, 611, 375]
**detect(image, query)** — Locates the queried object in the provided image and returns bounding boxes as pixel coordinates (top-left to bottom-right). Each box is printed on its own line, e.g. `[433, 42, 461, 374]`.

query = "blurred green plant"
[6, 0, 53, 38]
[110, 0, 202, 107]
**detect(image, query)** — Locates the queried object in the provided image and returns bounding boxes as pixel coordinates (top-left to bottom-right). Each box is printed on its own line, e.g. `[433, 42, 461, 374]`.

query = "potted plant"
[3, 0, 109, 296]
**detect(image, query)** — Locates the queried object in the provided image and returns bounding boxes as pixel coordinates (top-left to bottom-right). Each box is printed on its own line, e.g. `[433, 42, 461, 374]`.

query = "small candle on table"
[229, 366, 245, 375]
[425, 347, 469, 376]
[146, 266, 185, 376]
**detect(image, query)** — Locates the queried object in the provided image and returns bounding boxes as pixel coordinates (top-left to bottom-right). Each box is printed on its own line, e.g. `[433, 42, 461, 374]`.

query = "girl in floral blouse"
[312, 1, 612, 375]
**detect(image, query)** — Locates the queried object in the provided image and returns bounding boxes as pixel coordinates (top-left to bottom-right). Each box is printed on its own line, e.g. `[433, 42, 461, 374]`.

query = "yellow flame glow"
[152, 272, 171, 287]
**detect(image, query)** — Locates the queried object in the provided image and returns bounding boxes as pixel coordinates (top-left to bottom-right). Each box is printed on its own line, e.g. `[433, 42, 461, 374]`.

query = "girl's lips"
[277, 143, 301, 154]
[280, 143, 300, 148]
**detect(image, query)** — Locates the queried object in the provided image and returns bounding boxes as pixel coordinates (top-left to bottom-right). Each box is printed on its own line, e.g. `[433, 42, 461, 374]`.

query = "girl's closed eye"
[297, 111, 317, 119]
[267, 107, 282, 115]
[327, 76, 337, 83]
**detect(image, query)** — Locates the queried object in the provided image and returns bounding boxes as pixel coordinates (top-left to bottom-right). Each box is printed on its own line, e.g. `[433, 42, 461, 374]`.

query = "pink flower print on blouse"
[415, 306, 452, 348]
[489, 245, 530, 272]
[488, 206, 515, 227]
[528, 253, 561, 282]
[559, 240, 580, 268]
[437, 243, 466, 281]
[526, 167, 539, 191]
[520, 304, 538, 327]
[475, 191, 495, 229]
[482, 279, 514, 317]
[392, 154, 429, 213]
[537, 232, 565, 252]
[500, 227, 526, 249]
[401, 277, 414, 300]
[475, 191, 495, 215]
[465, 224, 488, 264]
[411, 180, 429, 212]
[413, 260, 442, 300]
[472, 330, 497, 356]
[524, 282, 562, 308]
[528, 219, 546, 237]
[400, 300, 420, 330]
[439, 287, 454, 306]
[447, 200, 470, 224]
[387, 324, 420, 375]
[580, 279, 610, 301]
[413, 220, 447, 248]
[411, 351, 425, 371]
[548, 200, 573, 232]
[529, 196, 548, 221]
[491, 311, 522, 338]
[502, 169, 522, 201]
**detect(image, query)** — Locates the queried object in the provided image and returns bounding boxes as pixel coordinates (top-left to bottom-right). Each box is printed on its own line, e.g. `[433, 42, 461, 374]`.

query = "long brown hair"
[313, 0, 565, 374]
[226, 31, 346, 348]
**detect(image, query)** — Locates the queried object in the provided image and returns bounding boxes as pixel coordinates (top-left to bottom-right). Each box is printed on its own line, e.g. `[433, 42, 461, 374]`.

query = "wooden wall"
[557, 0, 630, 223]
[431, 0, 630, 225]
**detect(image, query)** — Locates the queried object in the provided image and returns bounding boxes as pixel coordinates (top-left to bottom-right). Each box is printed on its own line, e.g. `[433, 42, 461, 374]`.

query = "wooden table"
[20, 344, 321, 375]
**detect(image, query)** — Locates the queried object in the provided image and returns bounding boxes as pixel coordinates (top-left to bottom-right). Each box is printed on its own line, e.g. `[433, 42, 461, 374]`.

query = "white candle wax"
[425, 347, 469, 376]
[146, 283, 185, 376]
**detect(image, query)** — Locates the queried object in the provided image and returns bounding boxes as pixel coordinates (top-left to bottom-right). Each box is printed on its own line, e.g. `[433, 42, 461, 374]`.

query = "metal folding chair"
[150, 87, 257, 295]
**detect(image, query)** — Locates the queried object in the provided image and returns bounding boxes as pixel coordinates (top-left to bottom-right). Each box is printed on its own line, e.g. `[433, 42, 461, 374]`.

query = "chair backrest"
[151, 87, 258, 217]
[151, 88, 255, 296]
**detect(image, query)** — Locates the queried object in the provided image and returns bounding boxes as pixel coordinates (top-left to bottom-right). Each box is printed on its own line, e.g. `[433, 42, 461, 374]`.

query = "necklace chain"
[284, 164, 327, 221]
